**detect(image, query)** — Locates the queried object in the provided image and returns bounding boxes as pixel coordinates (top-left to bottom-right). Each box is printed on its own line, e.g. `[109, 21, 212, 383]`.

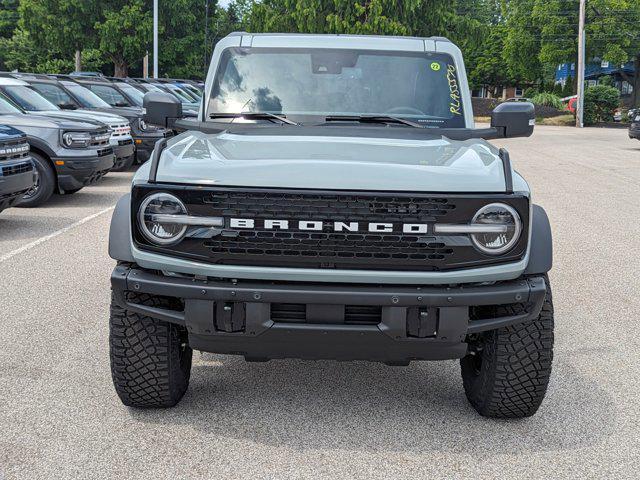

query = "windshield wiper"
[209, 112, 300, 126]
[323, 115, 424, 128]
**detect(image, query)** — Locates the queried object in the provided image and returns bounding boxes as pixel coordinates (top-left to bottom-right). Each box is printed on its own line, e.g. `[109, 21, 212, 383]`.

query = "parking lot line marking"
[0, 206, 115, 263]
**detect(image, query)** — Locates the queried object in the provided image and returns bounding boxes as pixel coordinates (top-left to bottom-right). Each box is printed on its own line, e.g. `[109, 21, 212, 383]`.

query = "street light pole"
[153, 0, 159, 78]
[576, 0, 586, 128]
[204, 0, 210, 73]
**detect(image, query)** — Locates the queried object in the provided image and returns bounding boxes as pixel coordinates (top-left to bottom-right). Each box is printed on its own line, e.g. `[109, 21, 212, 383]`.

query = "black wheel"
[109, 290, 192, 408]
[111, 155, 135, 172]
[460, 275, 554, 418]
[18, 152, 55, 208]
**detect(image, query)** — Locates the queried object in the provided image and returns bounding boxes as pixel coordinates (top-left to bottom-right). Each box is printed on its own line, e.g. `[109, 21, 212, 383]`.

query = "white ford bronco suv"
[108, 33, 553, 418]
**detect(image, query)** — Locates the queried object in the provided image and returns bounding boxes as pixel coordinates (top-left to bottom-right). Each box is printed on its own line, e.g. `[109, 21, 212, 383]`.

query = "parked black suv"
[0, 125, 34, 213]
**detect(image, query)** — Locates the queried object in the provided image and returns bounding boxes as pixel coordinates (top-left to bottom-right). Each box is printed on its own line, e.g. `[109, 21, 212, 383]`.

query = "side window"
[89, 85, 129, 106]
[32, 83, 73, 106]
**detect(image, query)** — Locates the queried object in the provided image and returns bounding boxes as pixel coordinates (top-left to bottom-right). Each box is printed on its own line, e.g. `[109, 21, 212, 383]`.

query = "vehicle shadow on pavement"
[0, 215, 83, 242]
[130, 355, 615, 454]
[34, 191, 124, 210]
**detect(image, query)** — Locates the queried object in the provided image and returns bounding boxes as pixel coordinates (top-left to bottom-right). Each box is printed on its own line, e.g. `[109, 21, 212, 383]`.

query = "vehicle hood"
[148, 129, 524, 193]
[89, 106, 142, 119]
[0, 124, 25, 140]
[30, 110, 128, 126]
[0, 113, 101, 130]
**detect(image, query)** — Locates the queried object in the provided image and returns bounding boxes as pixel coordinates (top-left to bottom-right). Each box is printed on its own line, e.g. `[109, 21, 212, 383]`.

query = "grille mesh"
[1, 161, 32, 177]
[271, 303, 382, 325]
[201, 191, 455, 267]
[133, 187, 530, 271]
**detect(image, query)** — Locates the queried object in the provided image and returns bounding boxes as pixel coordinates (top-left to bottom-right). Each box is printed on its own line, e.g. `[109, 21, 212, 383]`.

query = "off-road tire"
[18, 152, 55, 207]
[109, 291, 192, 408]
[460, 275, 554, 418]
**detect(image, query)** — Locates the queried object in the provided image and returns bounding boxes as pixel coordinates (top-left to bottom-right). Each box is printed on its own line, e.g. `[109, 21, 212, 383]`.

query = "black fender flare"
[524, 204, 553, 275]
[109, 194, 135, 263]
[25, 136, 57, 159]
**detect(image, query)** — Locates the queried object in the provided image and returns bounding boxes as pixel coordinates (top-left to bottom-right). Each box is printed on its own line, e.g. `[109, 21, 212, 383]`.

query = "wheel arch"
[109, 193, 135, 262]
[26, 137, 59, 190]
[524, 204, 553, 275]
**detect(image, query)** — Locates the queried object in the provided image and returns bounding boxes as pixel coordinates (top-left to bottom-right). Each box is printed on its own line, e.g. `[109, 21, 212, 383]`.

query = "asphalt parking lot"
[1, 125, 639, 479]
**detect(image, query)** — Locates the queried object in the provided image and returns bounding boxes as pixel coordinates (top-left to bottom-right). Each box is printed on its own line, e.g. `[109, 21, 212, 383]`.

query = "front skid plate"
[111, 265, 546, 362]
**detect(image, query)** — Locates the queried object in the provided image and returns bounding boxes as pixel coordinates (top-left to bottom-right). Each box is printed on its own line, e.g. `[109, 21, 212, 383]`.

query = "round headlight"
[138, 118, 148, 131]
[471, 203, 522, 255]
[138, 193, 188, 245]
[62, 131, 91, 148]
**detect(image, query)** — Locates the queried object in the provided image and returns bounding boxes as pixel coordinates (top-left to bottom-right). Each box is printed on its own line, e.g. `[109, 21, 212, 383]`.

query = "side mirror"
[143, 91, 183, 128]
[58, 102, 77, 110]
[114, 100, 129, 107]
[491, 102, 535, 138]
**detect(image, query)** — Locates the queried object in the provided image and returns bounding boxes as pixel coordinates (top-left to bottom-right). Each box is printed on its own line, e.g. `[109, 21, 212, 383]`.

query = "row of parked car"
[0, 74, 203, 213]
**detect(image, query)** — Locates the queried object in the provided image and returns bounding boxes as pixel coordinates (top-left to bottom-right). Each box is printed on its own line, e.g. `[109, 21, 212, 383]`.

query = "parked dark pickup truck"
[0, 125, 34, 213]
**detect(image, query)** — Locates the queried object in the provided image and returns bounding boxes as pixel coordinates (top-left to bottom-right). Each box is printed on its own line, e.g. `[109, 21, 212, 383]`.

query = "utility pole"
[153, 0, 159, 78]
[576, 0, 586, 128]
[204, 0, 210, 73]
[74, 50, 81, 72]
[143, 52, 149, 78]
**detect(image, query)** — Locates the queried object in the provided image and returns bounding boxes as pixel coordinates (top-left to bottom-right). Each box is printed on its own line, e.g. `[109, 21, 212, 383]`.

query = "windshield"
[65, 84, 111, 108]
[210, 48, 466, 127]
[139, 84, 162, 93]
[0, 94, 22, 114]
[181, 84, 202, 98]
[3, 85, 59, 111]
[167, 84, 197, 103]
[118, 84, 144, 106]
[31, 83, 75, 107]
[88, 84, 130, 106]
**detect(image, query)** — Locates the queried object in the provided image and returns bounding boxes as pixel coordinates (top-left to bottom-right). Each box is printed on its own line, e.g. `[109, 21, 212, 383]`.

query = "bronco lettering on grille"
[229, 218, 430, 234]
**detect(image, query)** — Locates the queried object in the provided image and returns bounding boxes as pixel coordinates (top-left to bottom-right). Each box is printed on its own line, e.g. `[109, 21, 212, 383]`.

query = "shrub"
[562, 77, 574, 97]
[552, 83, 564, 96]
[531, 92, 564, 110]
[583, 85, 620, 125]
[523, 87, 539, 98]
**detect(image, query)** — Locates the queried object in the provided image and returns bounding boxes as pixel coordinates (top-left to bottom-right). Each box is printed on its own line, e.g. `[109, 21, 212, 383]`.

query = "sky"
[218, 0, 232, 7]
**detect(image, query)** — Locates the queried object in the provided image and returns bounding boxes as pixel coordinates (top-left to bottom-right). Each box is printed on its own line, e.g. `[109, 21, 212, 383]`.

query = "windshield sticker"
[430, 62, 441, 71]
[447, 64, 462, 116]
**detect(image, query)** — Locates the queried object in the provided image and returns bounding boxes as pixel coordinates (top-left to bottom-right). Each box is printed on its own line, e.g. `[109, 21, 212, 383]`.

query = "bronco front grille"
[0, 140, 30, 162]
[132, 186, 530, 271]
[1, 160, 33, 177]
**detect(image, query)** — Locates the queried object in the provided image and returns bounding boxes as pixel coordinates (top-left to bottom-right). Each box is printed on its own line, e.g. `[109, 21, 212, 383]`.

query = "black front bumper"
[133, 132, 171, 163]
[54, 150, 115, 191]
[0, 160, 34, 212]
[111, 265, 547, 364]
[114, 140, 135, 159]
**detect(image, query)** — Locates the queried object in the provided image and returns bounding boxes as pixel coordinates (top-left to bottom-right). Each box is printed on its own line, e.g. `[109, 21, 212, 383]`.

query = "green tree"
[19, 0, 100, 70]
[562, 76, 574, 97]
[0, 0, 18, 38]
[586, 0, 640, 106]
[242, 0, 483, 40]
[467, 25, 511, 96]
[501, 0, 542, 85]
[94, 1, 152, 76]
